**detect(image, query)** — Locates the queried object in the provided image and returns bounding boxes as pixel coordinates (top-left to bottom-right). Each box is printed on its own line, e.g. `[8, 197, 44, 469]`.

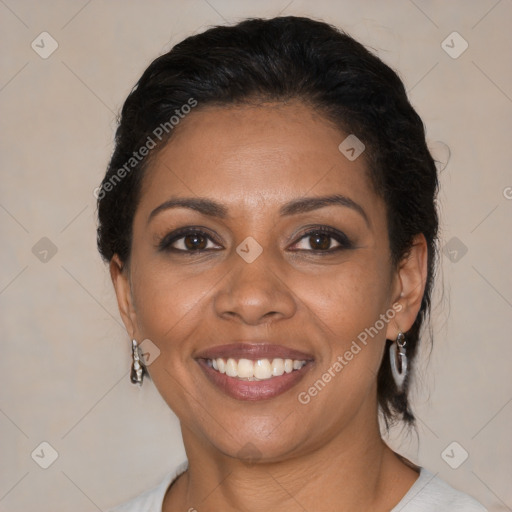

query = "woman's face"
[112, 101, 415, 462]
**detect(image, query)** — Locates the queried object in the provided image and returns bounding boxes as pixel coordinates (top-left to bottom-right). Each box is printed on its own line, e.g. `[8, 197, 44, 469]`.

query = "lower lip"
[196, 359, 313, 401]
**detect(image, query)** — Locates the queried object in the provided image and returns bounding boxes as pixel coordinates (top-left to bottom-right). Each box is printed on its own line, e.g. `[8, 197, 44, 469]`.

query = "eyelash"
[157, 226, 353, 255]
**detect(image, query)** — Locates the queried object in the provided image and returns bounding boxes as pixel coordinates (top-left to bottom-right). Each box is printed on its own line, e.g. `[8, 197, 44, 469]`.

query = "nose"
[213, 253, 296, 326]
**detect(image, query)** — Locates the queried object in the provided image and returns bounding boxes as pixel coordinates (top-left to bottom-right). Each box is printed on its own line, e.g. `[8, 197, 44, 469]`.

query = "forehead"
[138, 101, 382, 221]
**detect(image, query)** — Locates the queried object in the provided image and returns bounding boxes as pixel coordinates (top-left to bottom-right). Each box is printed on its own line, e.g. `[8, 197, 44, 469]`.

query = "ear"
[385, 233, 429, 340]
[110, 254, 138, 340]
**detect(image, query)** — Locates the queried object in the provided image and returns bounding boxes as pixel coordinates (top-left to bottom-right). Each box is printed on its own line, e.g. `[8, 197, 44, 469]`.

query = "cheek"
[296, 259, 391, 384]
[130, 260, 214, 346]
[301, 278, 387, 387]
[299, 257, 390, 331]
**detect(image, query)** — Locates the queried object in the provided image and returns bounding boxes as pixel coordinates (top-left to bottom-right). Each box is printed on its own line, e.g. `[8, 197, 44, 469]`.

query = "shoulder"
[392, 467, 488, 511]
[106, 461, 188, 512]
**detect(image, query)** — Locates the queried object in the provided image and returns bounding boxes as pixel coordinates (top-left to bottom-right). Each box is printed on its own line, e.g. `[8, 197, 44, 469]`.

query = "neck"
[164, 408, 417, 511]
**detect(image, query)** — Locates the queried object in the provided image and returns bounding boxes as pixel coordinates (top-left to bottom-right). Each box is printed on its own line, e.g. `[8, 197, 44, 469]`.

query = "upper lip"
[195, 342, 314, 361]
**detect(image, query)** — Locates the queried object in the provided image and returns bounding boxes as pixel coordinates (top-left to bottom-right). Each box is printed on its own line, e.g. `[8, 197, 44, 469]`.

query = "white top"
[107, 461, 487, 511]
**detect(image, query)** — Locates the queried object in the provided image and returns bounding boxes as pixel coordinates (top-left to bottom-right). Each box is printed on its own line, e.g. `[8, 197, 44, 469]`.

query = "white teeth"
[207, 357, 307, 380]
[237, 358, 254, 378]
[225, 358, 238, 377]
[254, 359, 272, 379]
[271, 358, 284, 376]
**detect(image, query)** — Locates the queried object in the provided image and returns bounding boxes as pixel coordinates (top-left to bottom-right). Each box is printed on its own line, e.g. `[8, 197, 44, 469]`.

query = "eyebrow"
[147, 194, 370, 228]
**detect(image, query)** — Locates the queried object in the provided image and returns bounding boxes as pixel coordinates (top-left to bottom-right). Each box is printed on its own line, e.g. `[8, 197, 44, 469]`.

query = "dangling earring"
[130, 339, 145, 386]
[389, 331, 407, 392]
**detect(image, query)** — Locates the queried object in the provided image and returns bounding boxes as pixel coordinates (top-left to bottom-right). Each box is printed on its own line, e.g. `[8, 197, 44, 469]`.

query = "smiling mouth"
[195, 342, 315, 400]
[196, 356, 314, 401]
[203, 357, 308, 380]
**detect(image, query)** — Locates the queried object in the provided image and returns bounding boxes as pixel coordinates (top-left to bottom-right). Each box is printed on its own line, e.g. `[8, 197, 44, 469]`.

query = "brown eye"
[158, 228, 222, 253]
[183, 233, 208, 250]
[290, 227, 353, 253]
[308, 233, 332, 251]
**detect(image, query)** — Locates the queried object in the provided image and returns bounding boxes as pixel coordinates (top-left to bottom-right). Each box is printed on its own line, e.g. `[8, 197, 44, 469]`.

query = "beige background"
[1, 0, 511, 510]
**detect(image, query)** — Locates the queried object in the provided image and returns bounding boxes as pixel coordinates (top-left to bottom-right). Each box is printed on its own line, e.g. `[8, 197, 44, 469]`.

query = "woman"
[97, 16, 487, 512]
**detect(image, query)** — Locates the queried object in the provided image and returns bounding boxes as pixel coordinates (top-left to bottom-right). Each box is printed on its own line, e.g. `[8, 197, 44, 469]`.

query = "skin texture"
[111, 101, 428, 511]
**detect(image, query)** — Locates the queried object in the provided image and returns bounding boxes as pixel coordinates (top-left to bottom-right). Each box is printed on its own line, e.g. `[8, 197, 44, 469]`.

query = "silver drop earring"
[130, 339, 145, 386]
[389, 331, 407, 392]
